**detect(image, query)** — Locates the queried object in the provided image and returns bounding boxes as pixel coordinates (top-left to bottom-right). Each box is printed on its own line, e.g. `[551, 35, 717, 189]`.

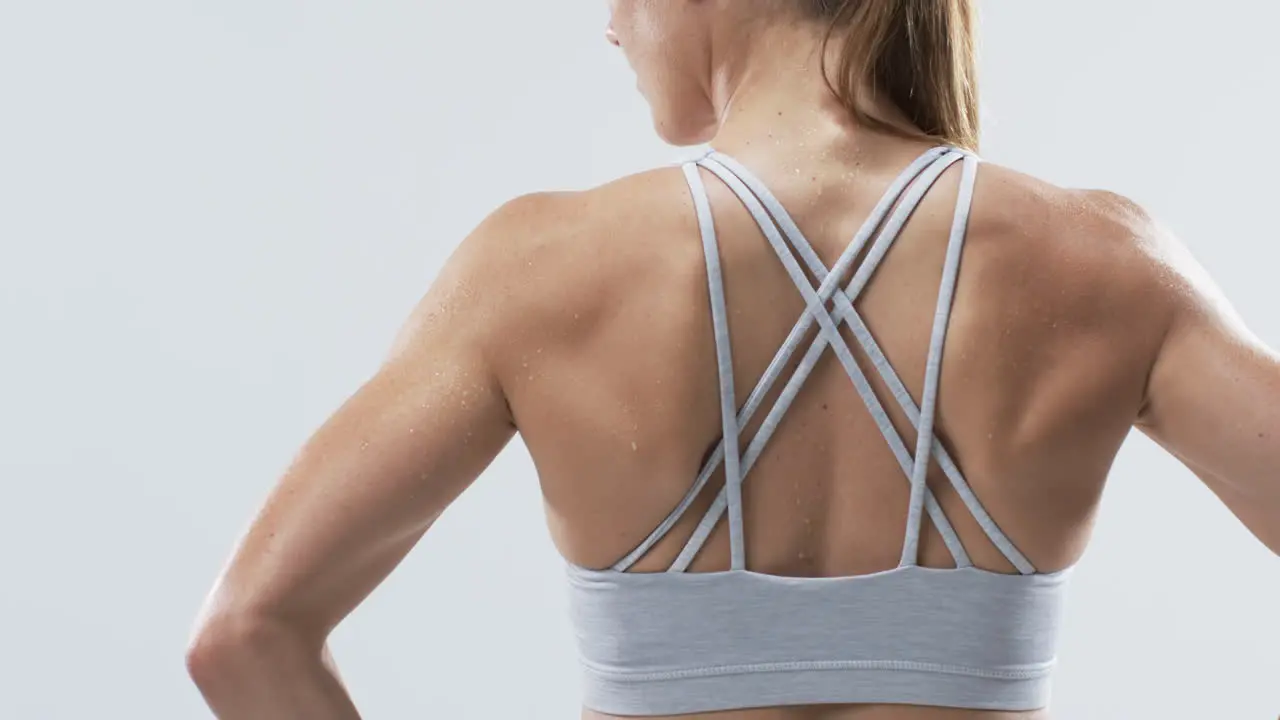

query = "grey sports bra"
[565, 146, 1073, 716]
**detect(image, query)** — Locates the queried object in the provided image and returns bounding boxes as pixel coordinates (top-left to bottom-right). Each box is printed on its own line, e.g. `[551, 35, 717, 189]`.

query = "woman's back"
[496, 131, 1169, 719]
[518, 134, 1157, 576]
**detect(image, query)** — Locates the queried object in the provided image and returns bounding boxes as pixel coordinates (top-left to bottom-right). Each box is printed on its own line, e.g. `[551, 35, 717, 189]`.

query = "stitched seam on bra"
[581, 658, 1057, 683]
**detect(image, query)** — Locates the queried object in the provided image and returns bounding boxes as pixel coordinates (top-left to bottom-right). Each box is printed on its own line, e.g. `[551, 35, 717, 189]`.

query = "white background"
[1, 1, 1277, 718]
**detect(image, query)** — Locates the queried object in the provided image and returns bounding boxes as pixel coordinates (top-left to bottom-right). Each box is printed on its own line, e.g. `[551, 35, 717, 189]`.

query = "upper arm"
[1129, 199, 1280, 553]
[197, 197, 555, 637]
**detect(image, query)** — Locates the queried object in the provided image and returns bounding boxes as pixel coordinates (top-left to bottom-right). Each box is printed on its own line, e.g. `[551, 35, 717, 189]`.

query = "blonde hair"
[806, 0, 980, 150]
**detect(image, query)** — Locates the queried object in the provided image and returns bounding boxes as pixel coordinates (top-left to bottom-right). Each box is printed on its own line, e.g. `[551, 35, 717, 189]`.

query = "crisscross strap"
[610, 146, 953, 573]
[681, 162, 748, 570]
[901, 152, 979, 568]
[669, 149, 972, 572]
[706, 151, 1035, 575]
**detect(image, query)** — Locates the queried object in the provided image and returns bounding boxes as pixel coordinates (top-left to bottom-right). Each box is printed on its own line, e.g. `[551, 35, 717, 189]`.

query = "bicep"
[206, 240, 518, 636]
[1136, 237, 1280, 552]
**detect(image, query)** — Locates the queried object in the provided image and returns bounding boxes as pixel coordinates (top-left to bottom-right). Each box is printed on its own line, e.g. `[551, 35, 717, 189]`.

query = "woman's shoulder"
[962, 158, 1189, 369]
[477, 162, 701, 249]
[966, 158, 1174, 282]
[441, 162, 714, 367]
[467, 162, 707, 290]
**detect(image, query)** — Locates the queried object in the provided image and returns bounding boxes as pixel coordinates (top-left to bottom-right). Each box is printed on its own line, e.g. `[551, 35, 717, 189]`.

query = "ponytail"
[807, 0, 980, 150]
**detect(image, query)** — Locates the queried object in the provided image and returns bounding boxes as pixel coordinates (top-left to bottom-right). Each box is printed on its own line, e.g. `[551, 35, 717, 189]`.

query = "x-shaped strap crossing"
[612, 146, 1035, 577]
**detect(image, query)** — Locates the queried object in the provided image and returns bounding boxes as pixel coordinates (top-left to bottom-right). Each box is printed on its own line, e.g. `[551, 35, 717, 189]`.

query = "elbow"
[185, 610, 264, 691]
[186, 605, 314, 694]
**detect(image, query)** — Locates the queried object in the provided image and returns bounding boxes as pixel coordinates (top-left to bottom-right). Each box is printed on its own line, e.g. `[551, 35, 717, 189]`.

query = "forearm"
[188, 618, 360, 720]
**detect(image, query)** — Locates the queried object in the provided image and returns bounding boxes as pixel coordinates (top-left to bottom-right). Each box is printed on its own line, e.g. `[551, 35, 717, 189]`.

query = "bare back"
[492, 134, 1171, 720]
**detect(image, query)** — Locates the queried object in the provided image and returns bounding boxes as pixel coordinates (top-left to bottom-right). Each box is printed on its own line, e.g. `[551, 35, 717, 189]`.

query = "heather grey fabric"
[565, 146, 1072, 716]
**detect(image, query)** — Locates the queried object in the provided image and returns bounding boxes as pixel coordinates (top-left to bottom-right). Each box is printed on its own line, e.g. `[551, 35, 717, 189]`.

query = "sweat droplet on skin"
[631, 441, 638, 451]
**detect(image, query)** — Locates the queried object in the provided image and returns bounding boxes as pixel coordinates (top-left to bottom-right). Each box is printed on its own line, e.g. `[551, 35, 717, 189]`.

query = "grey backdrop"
[1, 1, 1276, 718]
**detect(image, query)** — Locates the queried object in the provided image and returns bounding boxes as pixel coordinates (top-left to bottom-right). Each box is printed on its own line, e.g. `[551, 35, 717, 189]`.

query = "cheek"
[608, 0, 717, 144]
[614, 0, 680, 59]
[607, 0, 641, 42]
[614, 4, 679, 82]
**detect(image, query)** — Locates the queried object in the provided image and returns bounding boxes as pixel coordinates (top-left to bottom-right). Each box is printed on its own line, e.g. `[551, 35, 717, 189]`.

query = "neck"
[704, 18, 918, 156]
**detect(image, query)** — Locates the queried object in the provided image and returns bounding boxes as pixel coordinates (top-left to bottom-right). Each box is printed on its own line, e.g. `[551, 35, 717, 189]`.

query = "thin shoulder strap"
[901, 153, 980, 568]
[707, 151, 1035, 575]
[681, 162, 747, 570]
